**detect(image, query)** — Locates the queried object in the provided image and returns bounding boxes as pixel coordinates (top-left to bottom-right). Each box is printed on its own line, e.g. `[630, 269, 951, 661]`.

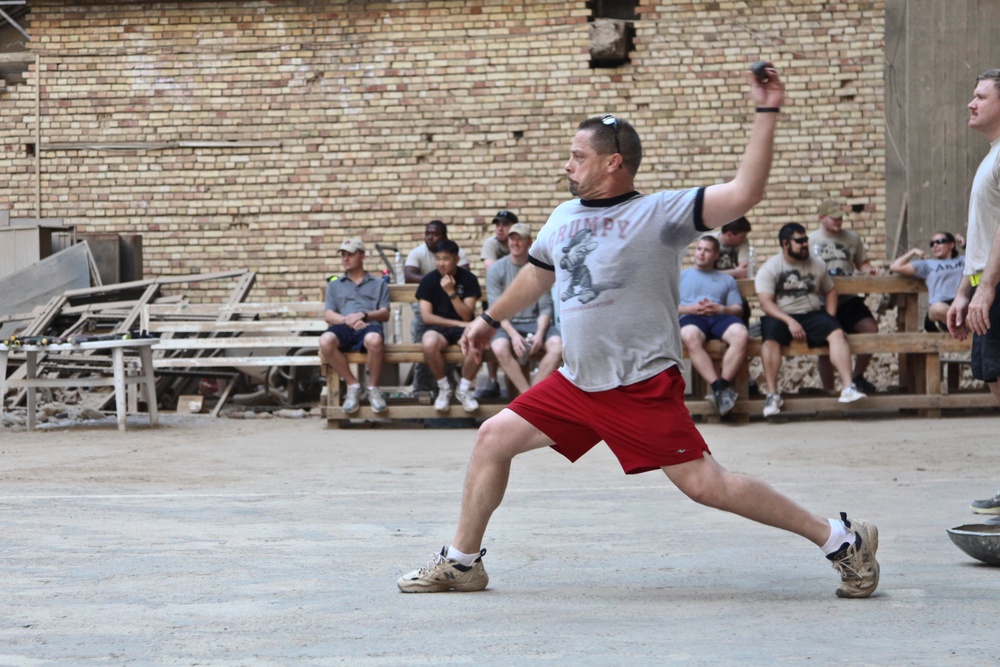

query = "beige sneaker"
[827, 512, 880, 598]
[397, 547, 489, 593]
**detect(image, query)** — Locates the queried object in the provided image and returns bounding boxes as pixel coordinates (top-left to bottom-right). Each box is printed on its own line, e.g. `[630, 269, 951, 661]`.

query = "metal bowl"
[946, 524, 1000, 566]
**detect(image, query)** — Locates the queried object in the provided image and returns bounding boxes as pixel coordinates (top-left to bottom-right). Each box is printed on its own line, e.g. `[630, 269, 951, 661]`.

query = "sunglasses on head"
[601, 114, 622, 156]
[929, 238, 951, 247]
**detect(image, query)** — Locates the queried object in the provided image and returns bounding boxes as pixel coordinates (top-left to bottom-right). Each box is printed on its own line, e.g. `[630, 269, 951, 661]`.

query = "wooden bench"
[319, 284, 545, 425]
[142, 301, 328, 413]
[684, 275, 996, 420]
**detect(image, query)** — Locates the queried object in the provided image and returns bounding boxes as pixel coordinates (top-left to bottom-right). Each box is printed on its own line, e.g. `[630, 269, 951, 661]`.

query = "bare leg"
[761, 340, 782, 395]
[928, 301, 951, 327]
[682, 326, 719, 384]
[663, 454, 830, 546]
[491, 338, 530, 393]
[826, 330, 856, 389]
[817, 355, 835, 390]
[421, 330, 448, 380]
[363, 331, 384, 386]
[720, 323, 749, 382]
[534, 336, 563, 384]
[319, 331, 358, 385]
[451, 409, 555, 553]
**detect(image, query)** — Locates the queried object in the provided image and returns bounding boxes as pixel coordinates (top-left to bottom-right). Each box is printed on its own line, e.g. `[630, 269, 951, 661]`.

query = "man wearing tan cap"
[485, 222, 562, 395]
[808, 199, 880, 395]
[319, 237, 390, 415]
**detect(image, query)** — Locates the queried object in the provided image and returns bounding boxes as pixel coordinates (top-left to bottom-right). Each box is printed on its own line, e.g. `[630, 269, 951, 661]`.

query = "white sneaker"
[367, 387, 387, 414]
[342, 385, 363, 414]
[454, 387, 479, 412]
[838, 384, 867, 404]
[434, 386, 452, 412]
[762, 393, 783, 417]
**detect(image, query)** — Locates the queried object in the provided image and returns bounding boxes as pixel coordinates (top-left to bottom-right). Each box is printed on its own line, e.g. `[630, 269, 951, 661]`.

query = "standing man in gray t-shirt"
[398, 64, 879, 601]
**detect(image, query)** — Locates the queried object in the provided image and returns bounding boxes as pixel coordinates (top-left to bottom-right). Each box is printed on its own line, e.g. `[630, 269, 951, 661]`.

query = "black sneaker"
[476, 379, 501, 400]
[970, 491, 1000, 515]
[853, 375, 877, 395]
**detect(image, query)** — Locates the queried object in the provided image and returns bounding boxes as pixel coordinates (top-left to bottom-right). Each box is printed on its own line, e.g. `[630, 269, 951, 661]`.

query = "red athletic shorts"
[507, 365, 711, 475]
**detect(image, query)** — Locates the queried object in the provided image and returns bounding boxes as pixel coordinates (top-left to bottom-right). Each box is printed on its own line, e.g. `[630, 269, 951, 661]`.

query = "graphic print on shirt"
[715, 245, 739, 270]
[776, 269, 817, 301]
[559, 228, 600, 304]
[813, 239, 852, 275]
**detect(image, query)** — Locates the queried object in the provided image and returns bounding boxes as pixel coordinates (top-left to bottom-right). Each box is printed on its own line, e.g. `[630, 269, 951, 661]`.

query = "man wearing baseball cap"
[808, 199, 881, 395]
[319, 237, 391, 415]
[479, 210, 520, 398]
[486, 222, 562, 396]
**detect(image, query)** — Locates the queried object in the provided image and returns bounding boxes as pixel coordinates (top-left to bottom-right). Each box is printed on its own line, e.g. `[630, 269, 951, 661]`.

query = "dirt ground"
[1, 411, 998, 665]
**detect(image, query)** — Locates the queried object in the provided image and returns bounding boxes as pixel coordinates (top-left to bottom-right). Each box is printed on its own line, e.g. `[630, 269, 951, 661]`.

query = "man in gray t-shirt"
[485, 223, 562, 395]
[399, 66, 879, 601]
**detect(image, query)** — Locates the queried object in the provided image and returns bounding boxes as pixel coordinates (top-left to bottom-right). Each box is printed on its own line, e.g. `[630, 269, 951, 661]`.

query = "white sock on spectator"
[458, 378, 473, 392]
[437, 377, 450, 390]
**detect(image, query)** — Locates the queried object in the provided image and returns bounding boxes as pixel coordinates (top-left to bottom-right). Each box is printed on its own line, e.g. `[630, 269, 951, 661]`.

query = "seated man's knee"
[547, 337, 563, 355]
[364, 332, 384, 353]
[680, 326, 705, 349]
[725, 324, 749, 347]
[491, 337, 513, 358]
[421, 330, 442, 351]
[319, 331, 339, 354]
[855, 317, 878, 334]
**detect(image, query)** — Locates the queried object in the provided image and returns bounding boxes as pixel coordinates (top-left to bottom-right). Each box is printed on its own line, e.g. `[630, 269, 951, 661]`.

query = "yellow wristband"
[970, 272, 983, 288]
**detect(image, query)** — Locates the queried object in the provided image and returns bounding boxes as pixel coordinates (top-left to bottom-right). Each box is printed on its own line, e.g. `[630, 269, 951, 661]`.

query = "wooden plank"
[0, 242, 92, 339]
[147, 320, 326, 334]
[146, 302, 324, 317]
[154, 337, 321, 350]
[152, 356, 321, 369]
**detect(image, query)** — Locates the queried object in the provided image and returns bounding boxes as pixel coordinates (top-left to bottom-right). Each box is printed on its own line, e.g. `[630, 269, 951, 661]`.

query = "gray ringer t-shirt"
[529, 188, 704, 392]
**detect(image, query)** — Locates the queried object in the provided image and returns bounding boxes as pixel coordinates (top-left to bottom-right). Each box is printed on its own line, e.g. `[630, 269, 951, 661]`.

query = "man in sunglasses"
[808, 200, 880, 395]
[398, 64, 879, 600]
[756, 222, 867, 418]
[948, 69, 1000, 515]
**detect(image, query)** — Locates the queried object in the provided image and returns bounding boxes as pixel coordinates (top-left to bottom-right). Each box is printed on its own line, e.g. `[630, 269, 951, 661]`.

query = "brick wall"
[0, 0, 885, 301]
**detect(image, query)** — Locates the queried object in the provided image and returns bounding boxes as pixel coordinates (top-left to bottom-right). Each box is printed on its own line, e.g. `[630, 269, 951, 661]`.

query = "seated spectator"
[404, 220, 471, 393]
[404, 220, 470, 284]
[318, 237, 390, 414]
[889, 232, 965, 332]
[711, 216, 752, 279]
[756, 223, 867, 417]
[486, 223, 562, 395]
[808, 199, 881, 394]
[478, 210, 519, 399]
[417, 240, 483, 412]
[710, 215, 754, 323]
[679, 236, 748, 416]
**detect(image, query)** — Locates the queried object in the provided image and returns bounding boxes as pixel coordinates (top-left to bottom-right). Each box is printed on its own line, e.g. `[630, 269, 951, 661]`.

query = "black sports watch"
[480, 312, 501, 329]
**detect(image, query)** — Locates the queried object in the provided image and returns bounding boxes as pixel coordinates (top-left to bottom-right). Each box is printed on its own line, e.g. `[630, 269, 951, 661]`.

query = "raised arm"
[889, 248, 925, 277]
[701, 65, 785, 229]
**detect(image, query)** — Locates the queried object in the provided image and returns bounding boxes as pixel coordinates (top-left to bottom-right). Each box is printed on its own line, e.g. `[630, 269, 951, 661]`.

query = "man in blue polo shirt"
[319, 237, 391, 414]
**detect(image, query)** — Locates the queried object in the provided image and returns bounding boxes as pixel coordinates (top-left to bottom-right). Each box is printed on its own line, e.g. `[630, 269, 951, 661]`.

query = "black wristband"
[448, 292, 459, 299]
[755, 107, 780, 113]
[480, 312, 501, 329]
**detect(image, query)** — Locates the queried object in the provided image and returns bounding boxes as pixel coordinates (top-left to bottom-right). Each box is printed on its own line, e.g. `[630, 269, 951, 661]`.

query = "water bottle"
[393, 305, 403, 344]
[394, 251, 404, 285]
[518, 333, 534, 366]
[746, 245, 756, 280]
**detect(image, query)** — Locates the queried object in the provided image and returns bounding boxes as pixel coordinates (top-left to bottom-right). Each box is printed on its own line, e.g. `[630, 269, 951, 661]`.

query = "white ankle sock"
[347, 383, 361, 390]
[458, 378, 472, 392]
[821, 517, 853, 555]
[446, 545, 478, 566]
[437, 377, 450, 390]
